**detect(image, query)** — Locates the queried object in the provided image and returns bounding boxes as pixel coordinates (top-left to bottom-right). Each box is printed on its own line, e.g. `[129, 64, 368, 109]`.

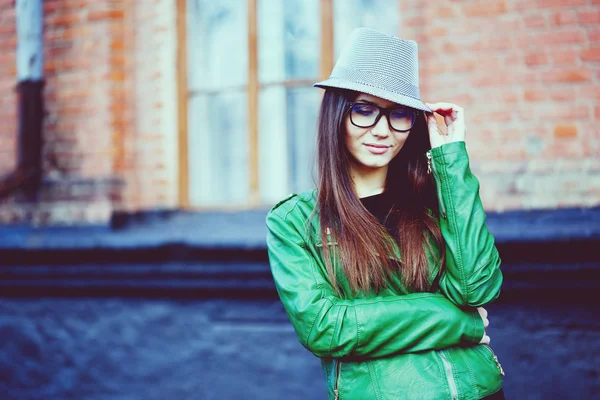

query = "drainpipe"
[0, 0, 44, 201]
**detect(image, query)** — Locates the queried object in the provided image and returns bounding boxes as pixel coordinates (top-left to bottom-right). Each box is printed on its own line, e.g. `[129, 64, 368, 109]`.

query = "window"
[183, 0, 401, 208]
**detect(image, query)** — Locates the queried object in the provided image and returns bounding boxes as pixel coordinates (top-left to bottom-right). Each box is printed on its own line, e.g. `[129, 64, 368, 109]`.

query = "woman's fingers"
[425, 101, 462, 113]
[426, 113, 441, 134]
[425, 102, 463, 123]
[477, 307, 489, 329]
[425, 101, 467, 142]
[480, 334, 491, 345]
[478, 307, 491, 344]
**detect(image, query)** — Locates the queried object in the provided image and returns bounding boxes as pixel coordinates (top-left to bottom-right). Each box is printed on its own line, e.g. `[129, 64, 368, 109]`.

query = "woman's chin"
[356, 157, 392, 170]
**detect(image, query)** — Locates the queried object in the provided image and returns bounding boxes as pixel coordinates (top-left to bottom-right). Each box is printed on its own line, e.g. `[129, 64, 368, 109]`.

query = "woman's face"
[344, 93, 411, 171]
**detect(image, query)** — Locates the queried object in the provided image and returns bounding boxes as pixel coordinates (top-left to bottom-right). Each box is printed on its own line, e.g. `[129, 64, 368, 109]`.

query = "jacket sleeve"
[266, 209, 484, 360]
[428, 141, 503, 307]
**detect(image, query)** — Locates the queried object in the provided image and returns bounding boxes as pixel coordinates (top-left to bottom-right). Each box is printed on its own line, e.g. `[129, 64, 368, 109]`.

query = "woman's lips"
[364, 144, 390, 155]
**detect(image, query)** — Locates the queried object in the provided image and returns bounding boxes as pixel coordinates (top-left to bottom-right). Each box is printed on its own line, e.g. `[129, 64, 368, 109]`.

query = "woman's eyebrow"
[356, 99, 379, 106]
[356, 99, 407, 109]
[356, 99, 386, 106]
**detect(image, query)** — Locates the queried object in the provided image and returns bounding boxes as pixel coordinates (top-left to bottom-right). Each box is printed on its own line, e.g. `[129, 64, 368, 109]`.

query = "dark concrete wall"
[1, 297, 598, 400]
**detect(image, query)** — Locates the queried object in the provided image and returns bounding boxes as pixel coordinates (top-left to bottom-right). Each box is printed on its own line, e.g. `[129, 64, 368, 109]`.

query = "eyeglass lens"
[350, 104, 415, 131]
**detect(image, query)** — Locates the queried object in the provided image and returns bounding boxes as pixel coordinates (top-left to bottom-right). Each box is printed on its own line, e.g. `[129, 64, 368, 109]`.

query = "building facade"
[0, 0, 598, 225]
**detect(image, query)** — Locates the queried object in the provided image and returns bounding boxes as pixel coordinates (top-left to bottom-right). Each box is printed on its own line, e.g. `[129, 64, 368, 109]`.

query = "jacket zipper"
[426, 151, 447, 219]
[333, 358, 341, 400]
[482, 345, 505, 376]
[439, 350, 458, 400]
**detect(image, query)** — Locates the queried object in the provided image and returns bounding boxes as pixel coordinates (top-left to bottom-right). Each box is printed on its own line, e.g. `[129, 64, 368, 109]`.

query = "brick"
[513, 0, 537, 11]
[541, 68, 592, 83]
[554, 124, 578, 138]
[433, 6, 456, 18]
[552, 49, 578, 64]
[524, 89, 546, 101]
[534, 29, 586, 46]
[524, 15, 547, 29]
[452, 58, 476, 72]
[525, 52, 548, 66]
[403, 16, 426, 27]
[590, 28, 600, 43]
[578, 10, 600, 25]
[541, 105, 590, 120]
[539, 0, 587, 7]
[505, 54, 522, 65]
[428, 27, 447, 37]
[578, 86, 600, 100]
[471, 74, 514, 87]
[87, 10, 125, 22]
[549, 88, 577, 101]
[480, 110, 513, 122]
[503, 91, 519, 102]
[463, 1, 507, 17]
[581, 47, 600, 62]
[48, 13, 81, 27]
[549, 10, 578, 26]
[0, 24, 15, 35]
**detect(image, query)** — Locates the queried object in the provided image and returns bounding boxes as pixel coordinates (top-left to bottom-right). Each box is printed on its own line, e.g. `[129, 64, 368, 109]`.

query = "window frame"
[176, 0, 334, 210]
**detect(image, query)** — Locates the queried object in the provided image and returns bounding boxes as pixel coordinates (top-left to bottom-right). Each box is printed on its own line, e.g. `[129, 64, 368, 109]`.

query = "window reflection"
[333, 0, 399, 58]
[188, 92, 249, 206]
[188, 0, 248, 92]
[258, 0, 320, 203]
[258, 0, 320, 83]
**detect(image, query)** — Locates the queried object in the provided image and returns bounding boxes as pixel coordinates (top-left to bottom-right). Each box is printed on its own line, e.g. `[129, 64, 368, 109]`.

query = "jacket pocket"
[480, 344, 505, 376]
[447, 345, 503, 399]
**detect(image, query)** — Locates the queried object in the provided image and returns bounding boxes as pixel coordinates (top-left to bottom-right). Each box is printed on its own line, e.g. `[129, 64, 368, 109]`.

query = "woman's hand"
[424, 102, 466, 149]
[477, 307, 491, 345]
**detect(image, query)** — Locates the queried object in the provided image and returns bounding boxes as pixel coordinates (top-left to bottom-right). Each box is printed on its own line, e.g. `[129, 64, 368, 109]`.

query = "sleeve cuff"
[430, 141, 467, 159]
[464, 309, 485, 344]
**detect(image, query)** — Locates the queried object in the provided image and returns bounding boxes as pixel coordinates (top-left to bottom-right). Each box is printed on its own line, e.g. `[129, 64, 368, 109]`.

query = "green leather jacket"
[266, 141, 504, 400]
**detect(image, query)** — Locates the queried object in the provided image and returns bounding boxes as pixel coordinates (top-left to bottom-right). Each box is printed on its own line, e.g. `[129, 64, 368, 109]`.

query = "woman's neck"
[349, 162, 388, 198]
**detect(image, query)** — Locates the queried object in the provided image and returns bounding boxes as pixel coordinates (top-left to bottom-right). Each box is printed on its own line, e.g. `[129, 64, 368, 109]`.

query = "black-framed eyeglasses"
[346, 102, 419, 132]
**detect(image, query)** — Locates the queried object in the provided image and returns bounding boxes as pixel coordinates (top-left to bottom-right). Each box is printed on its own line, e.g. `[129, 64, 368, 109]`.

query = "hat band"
[329, 66, 421, 100]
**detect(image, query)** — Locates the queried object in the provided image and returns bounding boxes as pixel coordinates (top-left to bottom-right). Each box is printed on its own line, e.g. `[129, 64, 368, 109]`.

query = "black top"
[360, 191, 398, 238]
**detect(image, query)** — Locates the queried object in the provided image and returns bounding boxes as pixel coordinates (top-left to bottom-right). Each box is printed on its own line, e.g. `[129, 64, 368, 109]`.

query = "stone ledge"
[0, 205, 598, 264]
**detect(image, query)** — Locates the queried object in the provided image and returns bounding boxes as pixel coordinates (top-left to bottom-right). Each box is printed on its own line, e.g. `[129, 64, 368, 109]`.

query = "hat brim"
[314, 78, 431, 113]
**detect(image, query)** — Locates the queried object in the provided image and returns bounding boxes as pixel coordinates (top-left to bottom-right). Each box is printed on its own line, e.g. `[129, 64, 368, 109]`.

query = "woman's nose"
[371, 115, 391, 137]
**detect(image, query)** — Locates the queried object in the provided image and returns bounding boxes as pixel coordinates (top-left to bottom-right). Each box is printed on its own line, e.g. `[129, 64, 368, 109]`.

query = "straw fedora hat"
[314, 27, 430, 112]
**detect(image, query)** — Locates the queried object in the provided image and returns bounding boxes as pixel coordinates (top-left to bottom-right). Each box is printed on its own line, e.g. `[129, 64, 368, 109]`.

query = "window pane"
[188, 92, 249, 206]
[287, 87, 320, 193]
[258, 0, 320, 84]
[259, 86, 289, 203]
[259, 86, 319, 204]
[187, 0, 248, 91]
[333, 0, 400, 58]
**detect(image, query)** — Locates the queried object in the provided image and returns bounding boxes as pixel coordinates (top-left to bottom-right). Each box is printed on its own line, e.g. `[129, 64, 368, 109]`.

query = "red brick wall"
[123, 0, 179, 212]
[401, 0, 599, 211]
[41, 0, 128, 222]
[0, 0, 17, 175]
[1, 0, 598, 225]
[0, 0, 178, 224]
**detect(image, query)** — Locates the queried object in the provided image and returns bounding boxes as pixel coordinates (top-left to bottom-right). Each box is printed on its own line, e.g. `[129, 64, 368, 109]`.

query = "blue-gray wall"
[1, 296, 598, 399]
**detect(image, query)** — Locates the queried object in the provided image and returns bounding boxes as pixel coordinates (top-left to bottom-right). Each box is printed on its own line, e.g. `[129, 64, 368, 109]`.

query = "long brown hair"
[310, 88, 445, 296]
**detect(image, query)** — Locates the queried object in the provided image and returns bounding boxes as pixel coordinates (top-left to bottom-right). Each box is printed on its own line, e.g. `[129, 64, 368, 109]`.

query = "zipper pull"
[426, 151, 432, 174]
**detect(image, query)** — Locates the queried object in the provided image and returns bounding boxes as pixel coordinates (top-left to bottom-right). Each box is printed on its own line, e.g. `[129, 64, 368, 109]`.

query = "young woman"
[266, 28, 505, 400]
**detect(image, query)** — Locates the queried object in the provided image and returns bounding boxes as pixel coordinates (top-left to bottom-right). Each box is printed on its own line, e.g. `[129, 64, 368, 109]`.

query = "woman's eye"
[353, 106, 376, 116]
[391, 109, 411, 118]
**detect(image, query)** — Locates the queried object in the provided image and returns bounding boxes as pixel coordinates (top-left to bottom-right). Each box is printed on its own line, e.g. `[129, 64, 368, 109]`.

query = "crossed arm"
[266, 210, 484, 360]
[266, 141, 502, 360]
